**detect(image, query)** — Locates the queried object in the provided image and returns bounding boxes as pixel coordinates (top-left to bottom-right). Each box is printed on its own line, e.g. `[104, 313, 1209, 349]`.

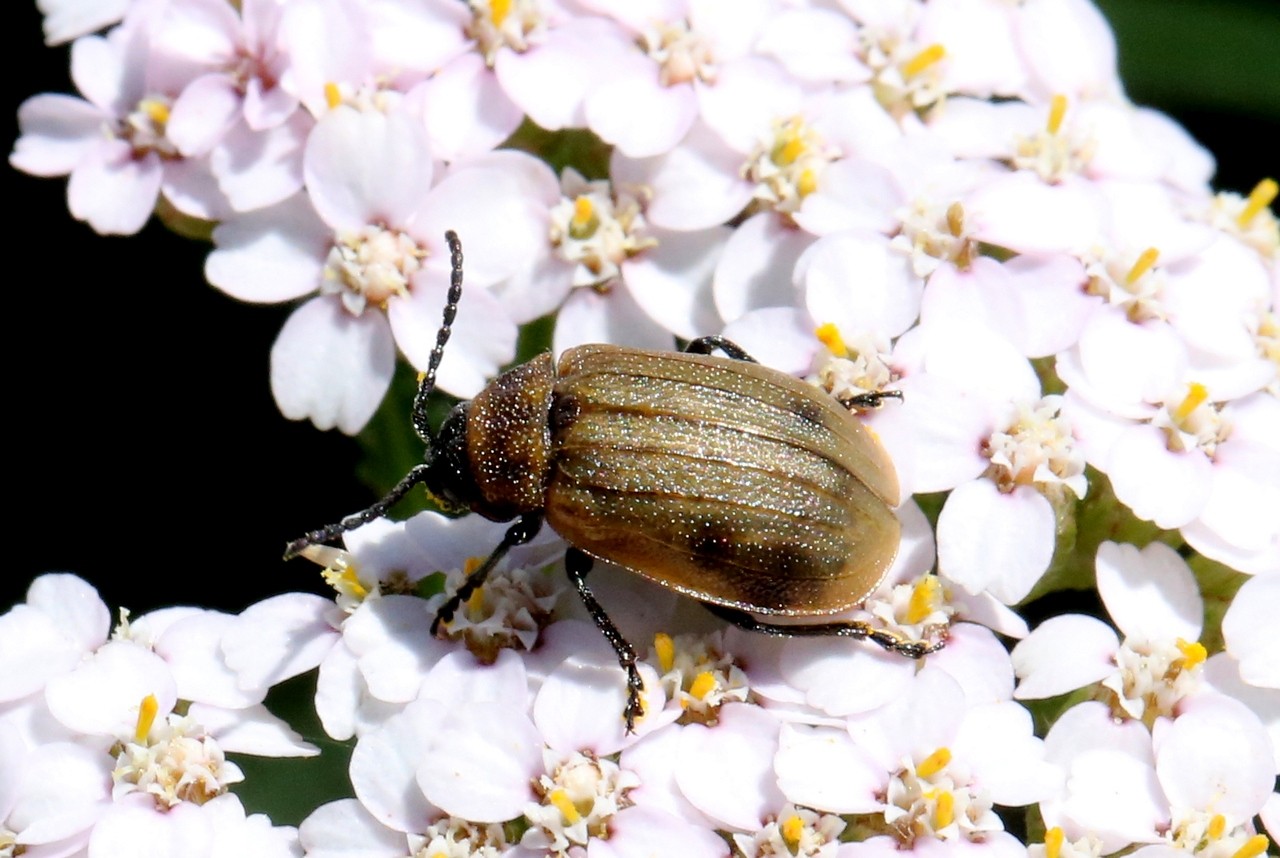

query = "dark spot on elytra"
[550, 392, 581, 435]
[788, 396, 826, 425]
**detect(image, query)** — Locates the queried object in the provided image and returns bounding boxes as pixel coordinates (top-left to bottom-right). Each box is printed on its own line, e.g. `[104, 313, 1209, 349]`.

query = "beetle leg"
[838, 389, 904, 410]
[683, 336, 758, 363]
[702, 604, 945, 659]
[565, 548, 646, 732]
[284, 464, 436, 560]
[431, 512, 544, 635]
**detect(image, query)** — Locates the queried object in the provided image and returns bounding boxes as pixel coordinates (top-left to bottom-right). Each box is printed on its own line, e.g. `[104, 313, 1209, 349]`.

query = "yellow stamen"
[1175, 638, 1207, 670]
[1208, 814, 1226, 840]
[135, 694, 159, 743]
[464, 556, 482, 575]
[775, 130, 805, 167]
[324, 82, 342, 109]
[489, 0, 511, 26]
[797, 167, 818, 198]
[1231, 835, 1270, 858]
[653, 633, 675, 673]
[338, 567, 368, 599]
[688, 671, 717, 701]
[917, 747, 951, 778]
[945, 202, 965, 238]
[1125, 247, 1160, 285]
[466, 587, 485, 613]
[142, 99, 170, 126]
[902, 44, 946, 78]
[572, 196, 594, 229]
[1172, 382, 1209, 424]
[933, 791, 954, 828]
[1045, 827, 1065, 858]
[780, 814, 804, 851]
[1047, 94, 1068, 135]
[814, 323, 847, 356]
[549, 789, 581, 824]
[906, 576, 940, 625]
[1237, 178, 1278, 228]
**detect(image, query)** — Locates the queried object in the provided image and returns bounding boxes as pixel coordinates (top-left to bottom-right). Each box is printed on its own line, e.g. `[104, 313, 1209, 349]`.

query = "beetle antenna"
[411, 230, 465, 444]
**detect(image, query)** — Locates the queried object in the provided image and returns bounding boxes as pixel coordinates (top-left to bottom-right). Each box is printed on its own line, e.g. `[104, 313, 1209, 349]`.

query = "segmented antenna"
[412, 230, 465, 443]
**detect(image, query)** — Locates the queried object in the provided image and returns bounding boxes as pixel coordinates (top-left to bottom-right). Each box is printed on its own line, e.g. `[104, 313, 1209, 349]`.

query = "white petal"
[1156, 695, 1274, 821]
[954, 701, 1060, 806]
[1011, 615, 1118, 700]
[88, 796, 212, 858]
[714, 213, 809, 323]
[154, 612, 261, 708]
[10, 94, 105, 176]
[966, 173, 1101, 255]
[937, 481, 1055, 604]
[552, 285, 675, 356]
[45, 641, 177, 737]
[167, 75, 242, 157]
[206, 193, 329, 303]
[222, 593, 339, 691]
[585, 65, 697, 158]
[802, 231, 921, 338]
[780, 637, 915, 717]
[298, 799, 406, 858]
[188, 702, 318, 757]
[211, 112, 310, 212]
[1106, 426, 1211, 529]
[534, 656, 664, 756]
[26, 573, 110, 654]
[674, 704, 784, 830]
[414, 53, 523, 162]
[349, 701, 445, 832]
[624, 226, 730, 339]
[67, 142, 161, 235]
[1096, 541, 1201, 643]
[616, 124, 752, 231]
[1222, 576, 1280, 689]
[1047, 748, 1165, 851]
[9, 742, 109, 844]
[775, 723, 880, 813]
[720, 307, 819, 375]
[597, 806, 728, 858]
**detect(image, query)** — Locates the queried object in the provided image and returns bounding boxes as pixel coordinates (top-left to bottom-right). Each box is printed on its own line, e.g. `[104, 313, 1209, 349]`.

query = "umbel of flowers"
[7, 0, 1278, 856]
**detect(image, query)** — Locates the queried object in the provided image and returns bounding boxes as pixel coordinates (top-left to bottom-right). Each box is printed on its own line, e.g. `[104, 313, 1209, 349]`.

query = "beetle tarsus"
[565, 548, 646, 733]
[683, 336, 758, 363]
[283, 463, 437, 560]
[702, 604, 944, 659]
[430, 512, 545, 635]
[839, 389, 904, 410]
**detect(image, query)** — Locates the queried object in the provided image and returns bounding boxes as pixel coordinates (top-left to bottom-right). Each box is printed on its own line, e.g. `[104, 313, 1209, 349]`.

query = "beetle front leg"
[703, 604, 945, 659]
[431, 512, 544, 635]
[683, 336, 757, 362]
[565, 548, 646, 732]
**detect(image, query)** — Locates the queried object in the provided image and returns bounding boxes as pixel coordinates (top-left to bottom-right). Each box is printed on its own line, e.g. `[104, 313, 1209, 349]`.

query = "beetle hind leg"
[565, 548, 646, 732]
[683, 336, 757, 362]
[839, 389, 904, 410]
[703, 604, 944, 659]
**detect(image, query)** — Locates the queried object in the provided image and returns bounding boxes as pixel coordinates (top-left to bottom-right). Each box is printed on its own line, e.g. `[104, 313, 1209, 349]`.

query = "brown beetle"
[287, 231, 942, 729]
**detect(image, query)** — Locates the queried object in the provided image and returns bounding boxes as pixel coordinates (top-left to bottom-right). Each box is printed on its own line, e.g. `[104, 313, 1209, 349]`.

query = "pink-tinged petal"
[696, 56, 802, 155]
[10, 95, 106, 176]
[343, 597, 446, 704]
[926, 623, 1015, 705]
[905, 320, 1041, 405]
[754, 9, 868, 83]
[1075, 313, 1187, 411]
[495, 19, 629, 130]
[1096, 542, 1201, 643]
[369, 0, 471, 80]
[88, 795, 212, 858]
[1156, 695, 1273, 820]
[27, 574, 111, 653]
[919, 0, 1027, 97]
[1222, 576, 1280, 689]
[623, 226, 729, 338]
[1200, 656, 1280, 770]
[1106, 426, 1211, 529]
[8, 742, 109, 845]
[1194, 440, 1280, 557]
[70, 31, 136, 115]
[211, 112, 310, 212]
[269, 297, 396, 434]
[1016, 0, 1121, 102]
[205, 794, 299, 858]
[223, 593, 338, 690]
[299, 799, 408, 858]
[154, 612, 262, 708]
[304, 107, 435, 231]
[621, 727, 719, 827]
[1044, 700, 1153, 764]
[45, 641, 178, 737]
[153, 0, 240, 70]
[206, 193, 329, 302]
[802, 231, 921, 338]
[40, 0, 131, 46]
[534, 657, 665, 756]
[390, 275, 517, 399]
[350, 701, 445, 832]
[955, 701, 1060, 805]
[243, 79, 299, 131]
[552, 285, 675, 356]
[1011, 615, 1118, 700]
[188, 702, 317, 757]
[927, 98, 1033, 160]
[493, 253, 574, 325]
[586, 61, 698, 158]
[937, 481, 1054, 604]
[67, 142, 162, 235]
[675, 704, 784, 830]
[780, 637, 915, 717]
[775, 723, 881, 814]
[163, 155, 232, 221]
[856, 669, 965, 770]
[595, 806, 729, 858]
[714, 214, 809, 323]
[721, 307, 819, 376]
[1132, 107, 1215, 194]
[1044, 748, 1165, 852]
[413, 53, 524, 162]
[417, 703, 543, 823]
[966, 173, 1100, 255]
[616, 124, 752, 231]
[794, 158, 902, 236]
[998, 254, 1093, 356]
[278, 0, 374, 116]
[420, 650, 530, 709]
[167, 75, 242, 157]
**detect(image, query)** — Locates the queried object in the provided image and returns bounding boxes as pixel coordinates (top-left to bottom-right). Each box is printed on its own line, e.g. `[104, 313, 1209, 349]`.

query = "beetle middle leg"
[430, 512, 545, 635]
[565, 548, 646, 732]
[703, 604, 944, 659]
[683, 336, 757, 362]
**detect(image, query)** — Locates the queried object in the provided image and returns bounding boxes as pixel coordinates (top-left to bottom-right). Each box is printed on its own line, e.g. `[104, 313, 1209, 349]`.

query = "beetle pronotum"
[287, 231, 943, 729]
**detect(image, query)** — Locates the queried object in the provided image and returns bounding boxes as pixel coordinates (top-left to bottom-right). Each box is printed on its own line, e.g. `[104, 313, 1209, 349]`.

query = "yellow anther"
[902, 43, 946, 78]
[797, 167, 818, 198]
[466, 587, 485, 613]
[1125, 247, 1160, 285]
[814, 323, 848, 356]
[781, 814, 805, 850]
[338, 567, 368, 599]
[1231, 835, 1270, 858]
[1238, 178, 1278, 228]
[775, 130, 805, 167]
[906, 576, 940, 625]
[1172, 382, 1209, 424]
[917, 747, 951, 778]
[142, 99, 170, 126]
[548, 789, 582, 824]
[1208, 814, 1226, 839]
[490, 0, 511, 26]
[430, 852, 449, 858]
[135, 694, 159, 743]
[569, 196, 598, 239]
[323, 82, 343, 109]
[1175, 638, 1207, 669]
[653, 632, 676, 673]
[934, 790, 955, 828]
[464, 556, 483, 575]
[945, 202, 965, 237]
[1045, 827, 1065, 858]
[1047, 94, 1068, 135]
[688, 671, 717, 701]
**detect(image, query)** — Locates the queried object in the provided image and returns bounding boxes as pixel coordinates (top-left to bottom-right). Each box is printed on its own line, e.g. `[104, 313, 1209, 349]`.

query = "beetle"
[286, 230, 943, 729]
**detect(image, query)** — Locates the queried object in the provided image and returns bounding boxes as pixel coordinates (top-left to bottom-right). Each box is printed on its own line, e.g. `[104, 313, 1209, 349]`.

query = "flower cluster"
[9, 0, 1279, 855]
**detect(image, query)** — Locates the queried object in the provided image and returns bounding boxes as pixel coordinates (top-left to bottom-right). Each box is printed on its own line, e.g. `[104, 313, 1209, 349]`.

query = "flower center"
[1151, 382, 1230, 457]
[321, 225, 426, 316]
[892, 199, 978, 276]
[866, 575, 954, 646]
[742, 116, 840, 216]
[1101, 637, 1206, 726]
[113, 695, 242, 809]
[466, 0, 546, 65]
[879, 747, 999, 844]
[649, 630, 750, 724]
[1084, 245, 1167, 323]
[524, 752, 637, 856]
[1168, 809, 1269, 858]
[1012, 95, 1096, 183]
[734, 805, 847, 857]
[549, 174, 657, 291]
[1204, 178, 1279, 259]
[860, 34, 949, 118]
[1036, 827, 1106, 858]
[808, 324, 896, 404]
[117, 95, 179, 159]
[982, 396, 1086, 498]
[434, 558, 558, 663]
[414, 817, 512, 858]
[639, 19, 716, 87]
